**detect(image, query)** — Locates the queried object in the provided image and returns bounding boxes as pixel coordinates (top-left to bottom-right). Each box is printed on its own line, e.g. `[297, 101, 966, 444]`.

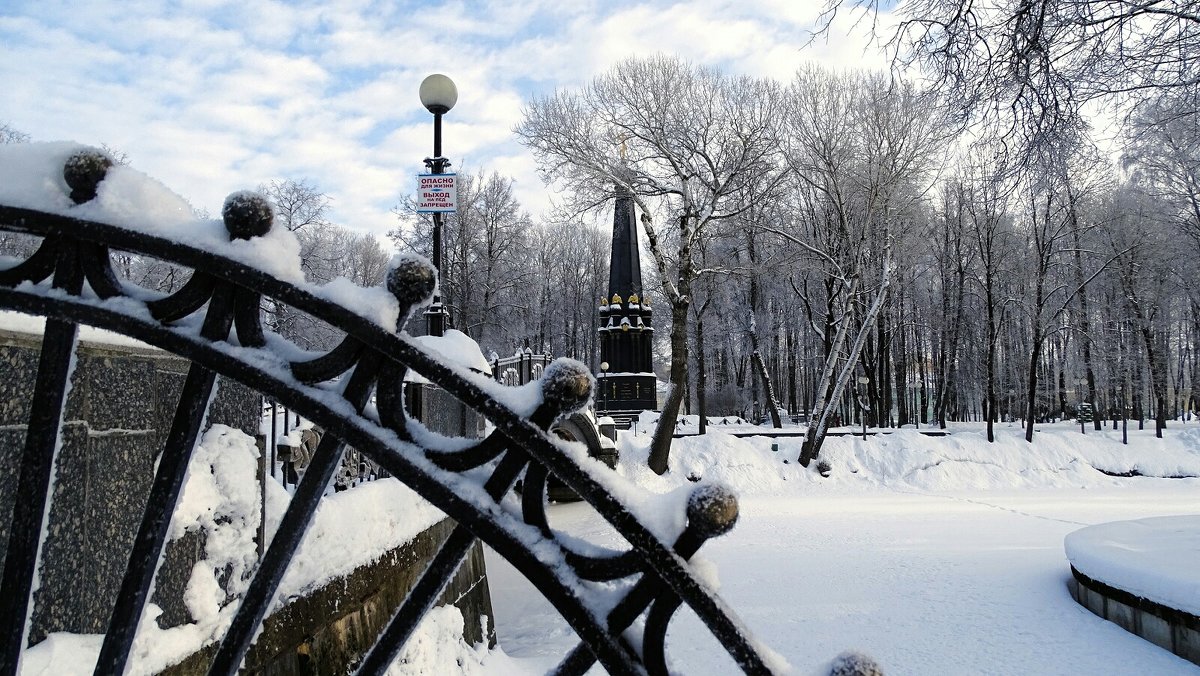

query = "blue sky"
[1, 1, 889, 240]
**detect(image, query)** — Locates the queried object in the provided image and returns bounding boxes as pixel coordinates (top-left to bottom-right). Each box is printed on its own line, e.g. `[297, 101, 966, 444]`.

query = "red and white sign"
[416, 173, 457, 213]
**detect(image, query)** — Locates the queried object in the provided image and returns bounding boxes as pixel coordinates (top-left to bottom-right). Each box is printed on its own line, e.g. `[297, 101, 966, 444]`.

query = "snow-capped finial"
[386, 255, 437, 309]
[829, 651, 884, 676]
[686, 484, 739, 538]
[222, 191, 274, 240]
[540, 359, 594, 416]
[63, 149, 112, 204]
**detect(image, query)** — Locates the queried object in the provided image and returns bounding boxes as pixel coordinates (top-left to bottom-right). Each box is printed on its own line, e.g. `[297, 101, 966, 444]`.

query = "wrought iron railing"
[0, 148, 779, 675]
[491, 349, 552, 386]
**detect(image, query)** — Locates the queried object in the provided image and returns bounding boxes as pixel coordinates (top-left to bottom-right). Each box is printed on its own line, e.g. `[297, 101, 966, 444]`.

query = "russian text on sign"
[416, 173, 458, 213]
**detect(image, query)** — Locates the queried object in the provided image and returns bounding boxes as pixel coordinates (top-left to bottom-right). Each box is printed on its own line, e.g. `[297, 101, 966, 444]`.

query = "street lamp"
[599, 361, 610, 412]
[857, 375, 870, 440]
[419, 73, 457, 337]
[1075, 377, 1087, 434]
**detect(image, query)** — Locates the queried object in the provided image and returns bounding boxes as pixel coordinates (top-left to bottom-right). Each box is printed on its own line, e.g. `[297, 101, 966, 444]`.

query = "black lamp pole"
[419, 74, 457, 337]
[857, 376, 870, 440]
[600, 361, 610, 412]
[1077, 378, 1087, 434]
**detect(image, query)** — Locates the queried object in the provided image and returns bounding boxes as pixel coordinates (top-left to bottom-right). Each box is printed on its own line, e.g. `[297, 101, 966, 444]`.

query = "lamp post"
[857, 375, 870, 440]
[1075, 377, 1087, 434]
[419, 73, 457, 337]
[600, 361, 610, 412]
[907, 381, 920, 429]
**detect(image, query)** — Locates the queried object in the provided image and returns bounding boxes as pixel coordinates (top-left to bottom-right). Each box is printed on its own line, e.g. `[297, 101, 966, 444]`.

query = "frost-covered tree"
[526, 219, 610, 362]
[254, 179, 389, 350]
[1123, 92, 1200, 248]
[818, 0, 1200, 165]
[0, 123, 30, 145]
[390, 170, 536, 349]
[258, 179, 331, 233]
[769, 68, 945, 466]
[517, 54, 786, 474]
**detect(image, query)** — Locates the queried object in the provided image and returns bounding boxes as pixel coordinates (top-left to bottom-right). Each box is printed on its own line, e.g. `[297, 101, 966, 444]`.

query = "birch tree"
[770, 68, 944, 466]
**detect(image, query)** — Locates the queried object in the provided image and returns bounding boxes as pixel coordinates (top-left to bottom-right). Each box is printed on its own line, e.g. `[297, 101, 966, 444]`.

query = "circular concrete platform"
[1065, 516, 1200, 667]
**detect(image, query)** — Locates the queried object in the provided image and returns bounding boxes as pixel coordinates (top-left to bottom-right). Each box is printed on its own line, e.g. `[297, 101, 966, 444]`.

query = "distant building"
[597, 180, 656, 422]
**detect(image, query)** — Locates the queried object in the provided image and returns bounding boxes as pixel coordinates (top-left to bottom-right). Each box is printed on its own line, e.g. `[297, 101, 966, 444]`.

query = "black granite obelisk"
[597, 181, 656, 418]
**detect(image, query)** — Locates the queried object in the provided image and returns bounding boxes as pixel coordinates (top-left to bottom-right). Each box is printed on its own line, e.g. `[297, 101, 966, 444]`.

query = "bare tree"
[258, 179, 331, 233]
[391, 170, 535, 348]
[818, 0, 1200, 166]
[768, 68, 945, 465]
[516, 54, 786, 474]
[0, 124, 36, 258]
[0, 123, 29, 145]
[1123, 91, 1200, 247]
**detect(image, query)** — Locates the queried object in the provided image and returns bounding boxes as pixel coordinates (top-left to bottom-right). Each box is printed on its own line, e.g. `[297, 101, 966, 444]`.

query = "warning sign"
[416, 173, 457, 213]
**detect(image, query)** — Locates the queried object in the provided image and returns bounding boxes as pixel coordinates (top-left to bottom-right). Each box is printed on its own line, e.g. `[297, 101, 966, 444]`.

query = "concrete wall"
[1069, 566, 1200, 667]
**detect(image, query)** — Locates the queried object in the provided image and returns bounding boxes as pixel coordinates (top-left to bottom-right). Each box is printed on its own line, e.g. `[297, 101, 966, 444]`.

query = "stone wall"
[1, 325, 497, 673]
[406, 383, 487, 439]
[164, 518, 494, 675]
[0, 327, 258, 643]
[1069, 566, 1200, 667]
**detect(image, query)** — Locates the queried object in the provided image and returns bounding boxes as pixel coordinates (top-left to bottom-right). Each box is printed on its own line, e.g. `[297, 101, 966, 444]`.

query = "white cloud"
[1, 0, 899, 243]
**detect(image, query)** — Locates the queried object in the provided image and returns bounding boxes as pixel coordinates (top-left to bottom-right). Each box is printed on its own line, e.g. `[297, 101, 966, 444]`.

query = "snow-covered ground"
[18, 420, 1200, 675]
[474, 421, 1200, 675]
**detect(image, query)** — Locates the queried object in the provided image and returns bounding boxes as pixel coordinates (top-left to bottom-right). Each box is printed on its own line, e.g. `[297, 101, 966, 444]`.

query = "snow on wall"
[18, 421, 454, 675]
[0, 310, 160, 351]
[405, 329, 493, 385]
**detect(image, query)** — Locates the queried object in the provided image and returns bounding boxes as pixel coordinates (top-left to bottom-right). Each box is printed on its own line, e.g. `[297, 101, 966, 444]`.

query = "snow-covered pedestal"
[1065, 516, 1200, 666]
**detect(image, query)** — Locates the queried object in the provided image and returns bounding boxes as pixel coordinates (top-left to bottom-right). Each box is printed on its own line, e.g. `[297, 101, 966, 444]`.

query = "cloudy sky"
[1, 1, 891, 242]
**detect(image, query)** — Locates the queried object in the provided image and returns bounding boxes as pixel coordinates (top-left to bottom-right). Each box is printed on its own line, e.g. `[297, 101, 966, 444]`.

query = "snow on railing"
[0, 144, 784, 675]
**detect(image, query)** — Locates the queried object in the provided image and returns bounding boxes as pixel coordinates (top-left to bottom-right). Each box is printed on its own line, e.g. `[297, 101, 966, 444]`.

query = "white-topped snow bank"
[1065, 515, 1200, 617]
[278, 478, 447, 600]
[618, 422, 1200, 498]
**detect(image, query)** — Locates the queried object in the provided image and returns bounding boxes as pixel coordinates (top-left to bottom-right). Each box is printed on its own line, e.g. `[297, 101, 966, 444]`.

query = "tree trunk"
[1067, 193, 1101, 430]
[750, 350, 782, 428]
[1140, 325, 1167, 438]
[648, 297, 689, 474]
[787, 328, 798, 416]
[798, 277, 861, 466]
[985, 273, 998, 443]
[896, 287, 910, 427]
[800, 258, 893, 466]
[696, 313, 708, 436]
[1024, 339, 1040, 443]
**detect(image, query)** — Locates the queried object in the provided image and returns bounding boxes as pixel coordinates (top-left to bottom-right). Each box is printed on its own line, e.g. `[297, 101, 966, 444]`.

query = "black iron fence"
[0, 148, 779, 675]
[491, 348, 552, 386]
